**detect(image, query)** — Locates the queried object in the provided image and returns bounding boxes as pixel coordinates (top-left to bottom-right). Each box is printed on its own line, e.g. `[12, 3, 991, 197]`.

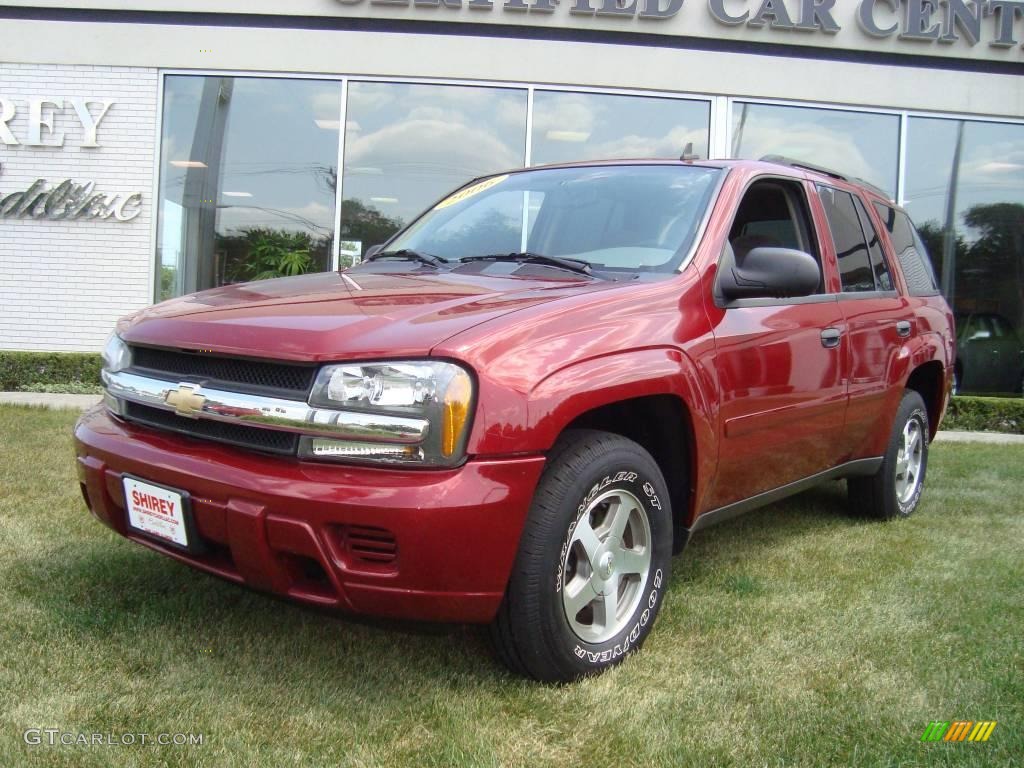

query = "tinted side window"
[853, 196, 893, 291]
[872, 202, 940, 296]
[818, 186, 874, 292]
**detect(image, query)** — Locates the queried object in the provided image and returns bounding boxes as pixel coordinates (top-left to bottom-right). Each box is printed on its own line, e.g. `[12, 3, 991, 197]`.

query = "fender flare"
[523, 347, 718, 524]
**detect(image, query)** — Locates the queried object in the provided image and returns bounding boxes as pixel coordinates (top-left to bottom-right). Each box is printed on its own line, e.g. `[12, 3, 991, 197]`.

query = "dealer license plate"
[123, 476, 190, 548]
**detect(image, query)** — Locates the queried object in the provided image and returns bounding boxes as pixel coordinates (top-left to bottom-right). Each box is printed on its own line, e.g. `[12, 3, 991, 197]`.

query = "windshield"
[384, 165, 722, 275]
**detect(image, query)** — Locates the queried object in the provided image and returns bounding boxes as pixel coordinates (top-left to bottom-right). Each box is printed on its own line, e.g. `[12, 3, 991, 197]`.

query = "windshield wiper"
[365, 249, 446, 268]
[459, 252, 599, 279]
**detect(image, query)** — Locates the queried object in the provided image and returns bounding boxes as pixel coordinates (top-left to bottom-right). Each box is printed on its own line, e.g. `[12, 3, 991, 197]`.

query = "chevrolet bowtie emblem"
[165, 383, 206, 418]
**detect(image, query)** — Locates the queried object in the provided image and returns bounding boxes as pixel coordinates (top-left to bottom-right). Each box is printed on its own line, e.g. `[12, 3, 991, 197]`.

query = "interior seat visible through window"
[727, 179, 822, 292]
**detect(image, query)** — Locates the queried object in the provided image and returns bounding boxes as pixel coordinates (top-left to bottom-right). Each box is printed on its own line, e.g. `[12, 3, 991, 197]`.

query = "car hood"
[120, 267, 615, 361]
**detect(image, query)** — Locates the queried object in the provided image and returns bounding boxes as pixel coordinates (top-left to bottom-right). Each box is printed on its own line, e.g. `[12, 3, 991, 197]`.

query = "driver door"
[703, 177, 848, 510]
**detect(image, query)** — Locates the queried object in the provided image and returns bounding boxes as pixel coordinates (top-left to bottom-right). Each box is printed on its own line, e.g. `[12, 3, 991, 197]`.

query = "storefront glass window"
[905, 117, 1024, 396]
[156, 75, 340, 300]
[339, 82, 528, 264]
[731, 102, 900, 198]
[531, 91, 710, 167]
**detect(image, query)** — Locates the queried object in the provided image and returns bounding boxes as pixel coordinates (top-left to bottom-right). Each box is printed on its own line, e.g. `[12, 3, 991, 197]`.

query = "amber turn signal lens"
[442, 370, 472, 457]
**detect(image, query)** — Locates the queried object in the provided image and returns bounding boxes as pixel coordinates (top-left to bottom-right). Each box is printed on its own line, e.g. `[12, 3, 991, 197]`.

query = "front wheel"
[490, 430, 673, 682]
[848, 390, 930, 520]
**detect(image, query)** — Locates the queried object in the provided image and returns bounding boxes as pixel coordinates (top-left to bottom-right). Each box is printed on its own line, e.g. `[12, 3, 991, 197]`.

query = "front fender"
[523, 347, 718, 518]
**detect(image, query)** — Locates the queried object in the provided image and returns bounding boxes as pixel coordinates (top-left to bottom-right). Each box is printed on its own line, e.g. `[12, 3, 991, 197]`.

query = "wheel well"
[905, 361, 945, 439]
[564, 395, 694, 553]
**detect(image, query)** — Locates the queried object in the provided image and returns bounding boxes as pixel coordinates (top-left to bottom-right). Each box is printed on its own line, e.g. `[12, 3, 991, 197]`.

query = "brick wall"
[0, 62, 158, 352]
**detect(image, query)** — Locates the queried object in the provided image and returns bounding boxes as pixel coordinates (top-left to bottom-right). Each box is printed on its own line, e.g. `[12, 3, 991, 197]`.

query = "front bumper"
[74, 406, 545, 623]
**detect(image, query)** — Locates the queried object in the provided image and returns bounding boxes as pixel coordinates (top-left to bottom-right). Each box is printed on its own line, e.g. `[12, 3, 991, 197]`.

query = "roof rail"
[759, 154, 847, 180]
[759, 154, 893, 202]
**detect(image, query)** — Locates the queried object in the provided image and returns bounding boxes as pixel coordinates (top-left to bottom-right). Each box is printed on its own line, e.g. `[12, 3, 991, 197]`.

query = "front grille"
[124, 402, 298, 456]
[130, 346, 316, 397]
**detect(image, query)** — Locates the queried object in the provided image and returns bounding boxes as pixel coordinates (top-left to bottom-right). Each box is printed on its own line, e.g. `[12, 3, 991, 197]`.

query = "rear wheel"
[848, 390, 929, 520]
[490, 430, 672, 682]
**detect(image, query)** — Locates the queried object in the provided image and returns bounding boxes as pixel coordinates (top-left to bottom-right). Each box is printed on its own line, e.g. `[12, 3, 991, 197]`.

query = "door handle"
[820, 328, 841, 348]
[896, 320, 912, 338]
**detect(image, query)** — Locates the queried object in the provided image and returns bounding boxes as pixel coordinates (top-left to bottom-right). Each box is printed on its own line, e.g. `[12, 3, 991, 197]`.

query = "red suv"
[75, 158, 954, 682]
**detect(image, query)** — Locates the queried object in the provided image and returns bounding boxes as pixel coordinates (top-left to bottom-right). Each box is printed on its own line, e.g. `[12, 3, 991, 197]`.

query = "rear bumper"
[74, 406, 545, 623]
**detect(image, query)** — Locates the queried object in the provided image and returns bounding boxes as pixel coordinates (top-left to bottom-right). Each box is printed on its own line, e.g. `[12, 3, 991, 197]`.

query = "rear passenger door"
[816, 185, 908, 459]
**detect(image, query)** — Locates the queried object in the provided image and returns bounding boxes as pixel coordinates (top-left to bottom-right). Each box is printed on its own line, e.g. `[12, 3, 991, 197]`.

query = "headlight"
[102, 332, 131, 373]
[304, 361, 475, 467]
[101, 332, 131, 416]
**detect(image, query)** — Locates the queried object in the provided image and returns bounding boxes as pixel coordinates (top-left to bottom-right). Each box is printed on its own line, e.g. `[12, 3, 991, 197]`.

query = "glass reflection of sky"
[732, 102, 900, 196]
[159, 75, 340, 238]
[905, 118, 1024, 243]
[531, 91, 710, 166]
[342, 83, 528, 228]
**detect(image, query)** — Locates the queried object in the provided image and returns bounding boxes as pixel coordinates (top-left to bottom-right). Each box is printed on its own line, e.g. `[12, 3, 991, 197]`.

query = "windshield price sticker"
[435, 174, 508, 210]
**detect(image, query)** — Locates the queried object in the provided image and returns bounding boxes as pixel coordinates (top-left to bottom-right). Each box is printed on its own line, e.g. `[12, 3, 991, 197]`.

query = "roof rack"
[759, 154, 893, 202]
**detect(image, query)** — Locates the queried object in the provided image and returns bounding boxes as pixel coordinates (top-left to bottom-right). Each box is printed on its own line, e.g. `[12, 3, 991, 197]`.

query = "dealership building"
[1, 1, 1022, 393]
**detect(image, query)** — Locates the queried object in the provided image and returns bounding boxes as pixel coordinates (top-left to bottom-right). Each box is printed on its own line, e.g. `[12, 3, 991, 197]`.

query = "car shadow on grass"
[16, 533, 505, 689]
[17, 478, 872, 694]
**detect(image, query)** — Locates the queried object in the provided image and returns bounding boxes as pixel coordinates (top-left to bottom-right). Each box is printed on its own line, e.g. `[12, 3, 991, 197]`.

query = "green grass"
[1, 405, 1021, 768]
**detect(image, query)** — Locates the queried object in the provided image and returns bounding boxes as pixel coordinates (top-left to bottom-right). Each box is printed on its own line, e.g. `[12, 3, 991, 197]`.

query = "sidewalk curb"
[0, 392, 102, 410]
[932, 430, 1024, 445]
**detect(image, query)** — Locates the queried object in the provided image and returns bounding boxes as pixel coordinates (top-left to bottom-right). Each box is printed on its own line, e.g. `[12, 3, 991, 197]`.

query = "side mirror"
[718, 246, 821, 302]
[364, 244, 384, 260]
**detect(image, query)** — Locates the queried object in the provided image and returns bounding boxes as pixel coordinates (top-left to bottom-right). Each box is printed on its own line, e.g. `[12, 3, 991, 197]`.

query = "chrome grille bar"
[103, 370, 429, 444]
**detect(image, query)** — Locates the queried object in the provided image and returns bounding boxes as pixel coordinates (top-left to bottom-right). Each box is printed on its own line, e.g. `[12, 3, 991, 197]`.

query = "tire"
[848, 390, 930, 520]
[490, 429, 673, 682]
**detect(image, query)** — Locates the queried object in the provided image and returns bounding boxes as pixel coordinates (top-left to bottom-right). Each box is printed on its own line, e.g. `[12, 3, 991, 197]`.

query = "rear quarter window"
[871, 203, 941, 296]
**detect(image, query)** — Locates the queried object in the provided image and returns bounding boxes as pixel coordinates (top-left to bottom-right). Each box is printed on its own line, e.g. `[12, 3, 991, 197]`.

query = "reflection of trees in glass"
[217, 228, 328, 284]
[918, 203, 1024, 326]
[338, 198, 404, 254]
[160, 266, 177, 301]
[433, 210, 520, 259]
[917, 220, 966, 285]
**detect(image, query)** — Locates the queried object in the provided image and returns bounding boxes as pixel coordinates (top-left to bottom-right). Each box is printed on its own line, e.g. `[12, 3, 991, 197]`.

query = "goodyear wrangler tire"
[848, 390, 929, 520]
[490, 429, 672, 682]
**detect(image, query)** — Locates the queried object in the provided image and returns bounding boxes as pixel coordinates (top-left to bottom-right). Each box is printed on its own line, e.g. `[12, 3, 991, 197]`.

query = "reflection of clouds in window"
[348, 86, 396, 113]
[346, 119, 522, 178]
[961, 132, 1024, 192]
[531, 91, 710, 166]
[731, 104, 898, 196]
[533, 93, 600, 137]
[906, 119, 1024, 233]
[310, 90, 342, 124]
[588, 125, 709, 162]
[342, 83, 528, 226]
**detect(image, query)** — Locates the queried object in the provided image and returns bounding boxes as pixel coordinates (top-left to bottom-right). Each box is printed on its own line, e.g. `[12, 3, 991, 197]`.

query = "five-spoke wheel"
[561, 489, 652, 644]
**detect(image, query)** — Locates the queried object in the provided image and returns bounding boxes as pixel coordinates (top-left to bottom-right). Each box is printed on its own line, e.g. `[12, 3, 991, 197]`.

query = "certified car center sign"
[333, 0, 1024, 52]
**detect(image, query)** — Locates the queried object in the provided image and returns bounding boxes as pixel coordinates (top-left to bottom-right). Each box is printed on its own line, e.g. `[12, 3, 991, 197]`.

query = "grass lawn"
[1, 405, 1020, 767]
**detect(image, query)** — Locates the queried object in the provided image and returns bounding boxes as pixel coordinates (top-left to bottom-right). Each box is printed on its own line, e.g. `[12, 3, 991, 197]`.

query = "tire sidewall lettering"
[572, 568, 663, 665]
[556, 465, 667, 666]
